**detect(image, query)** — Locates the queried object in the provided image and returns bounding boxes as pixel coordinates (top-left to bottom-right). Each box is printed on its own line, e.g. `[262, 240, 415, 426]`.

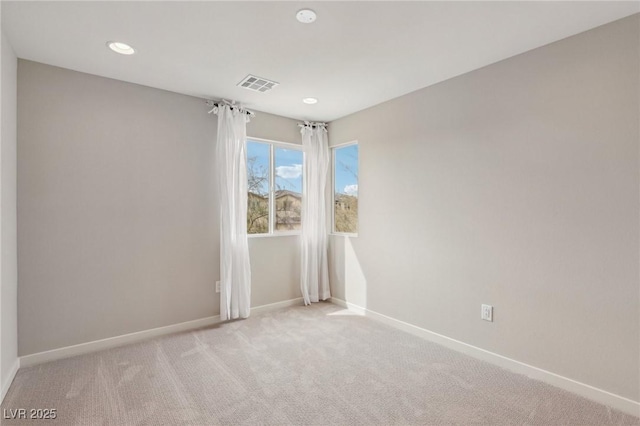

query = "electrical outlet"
[481, 304, 493, 322]
[215, 281, 221, 293]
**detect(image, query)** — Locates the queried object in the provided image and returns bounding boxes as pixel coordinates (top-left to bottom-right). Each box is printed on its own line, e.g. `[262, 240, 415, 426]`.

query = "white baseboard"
[20, 297, 304, 368]
[251, 297, 304, 315]
[20, 315, 222, 368]
[329, 297, 640, 418]
[1, 357, 20, 404]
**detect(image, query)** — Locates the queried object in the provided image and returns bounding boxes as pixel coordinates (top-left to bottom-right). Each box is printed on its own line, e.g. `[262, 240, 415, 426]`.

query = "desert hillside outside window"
[333, 142, 359, 234]
[247, 139, 303, 235]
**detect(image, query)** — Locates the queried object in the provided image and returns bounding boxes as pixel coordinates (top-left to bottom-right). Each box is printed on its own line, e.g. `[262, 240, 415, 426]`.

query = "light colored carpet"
[2, 302, 638, 425]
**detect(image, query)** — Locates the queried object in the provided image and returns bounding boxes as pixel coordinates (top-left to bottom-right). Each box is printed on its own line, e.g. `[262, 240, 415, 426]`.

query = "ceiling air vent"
[237, 75, 279, 93]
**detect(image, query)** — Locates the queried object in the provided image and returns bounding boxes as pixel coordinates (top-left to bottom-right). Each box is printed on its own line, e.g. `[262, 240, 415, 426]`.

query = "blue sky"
[334, 144, 358, 196]
[274, 147, 303, 193]
[247, 140, 358, 197]
[246, 141, 270, 194]
[247, 141, 303, 194]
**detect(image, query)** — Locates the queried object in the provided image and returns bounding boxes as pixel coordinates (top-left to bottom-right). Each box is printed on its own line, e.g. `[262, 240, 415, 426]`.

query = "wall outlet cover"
[215, 281, 221, 293]
[481, 304, 493, 322]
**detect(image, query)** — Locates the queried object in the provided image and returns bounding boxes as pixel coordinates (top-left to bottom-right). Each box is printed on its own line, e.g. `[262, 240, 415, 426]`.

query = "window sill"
[330, 233, 358, 238]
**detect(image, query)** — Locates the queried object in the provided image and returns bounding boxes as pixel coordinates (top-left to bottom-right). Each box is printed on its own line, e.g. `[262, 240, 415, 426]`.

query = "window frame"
[246, 137, 304, 238]
[331, 140, 359, 237]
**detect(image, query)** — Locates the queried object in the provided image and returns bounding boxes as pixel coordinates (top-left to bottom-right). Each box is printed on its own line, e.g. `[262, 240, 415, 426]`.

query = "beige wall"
[1, 26, 19, 398]
[17, 60, 302, 356]
[329, 15, 639, 401]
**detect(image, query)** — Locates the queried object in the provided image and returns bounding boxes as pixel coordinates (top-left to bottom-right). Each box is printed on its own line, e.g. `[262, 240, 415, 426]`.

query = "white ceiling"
[2, 1, 638, 122]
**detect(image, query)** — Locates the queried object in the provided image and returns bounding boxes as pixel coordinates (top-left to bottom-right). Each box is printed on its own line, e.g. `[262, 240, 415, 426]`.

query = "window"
[246, 139, 303, 235]
[332, 142, 359, 234]
[275, 147, 303, 231]
[246, 141, 270, 234]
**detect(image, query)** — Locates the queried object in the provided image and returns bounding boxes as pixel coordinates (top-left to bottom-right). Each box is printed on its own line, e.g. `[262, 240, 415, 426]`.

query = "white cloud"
[344, 184, 358, 196]
[276, 164, 302, 179]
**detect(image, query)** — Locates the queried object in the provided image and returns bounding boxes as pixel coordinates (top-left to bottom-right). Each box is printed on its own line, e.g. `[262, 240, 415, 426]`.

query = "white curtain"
[212, 102, 252, 320]
[300, 122, 331, 305]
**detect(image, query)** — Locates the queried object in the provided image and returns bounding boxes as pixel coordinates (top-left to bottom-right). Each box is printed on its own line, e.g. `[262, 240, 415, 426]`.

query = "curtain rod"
[298, 121, 327, 129]
[206, 100, 255, 117]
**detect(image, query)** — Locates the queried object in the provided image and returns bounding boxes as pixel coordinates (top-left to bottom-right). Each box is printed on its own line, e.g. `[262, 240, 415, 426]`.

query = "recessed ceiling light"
[296, 9, 317, 24]
[107, 41, 135, 55]
[303, 97, 318, 105]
